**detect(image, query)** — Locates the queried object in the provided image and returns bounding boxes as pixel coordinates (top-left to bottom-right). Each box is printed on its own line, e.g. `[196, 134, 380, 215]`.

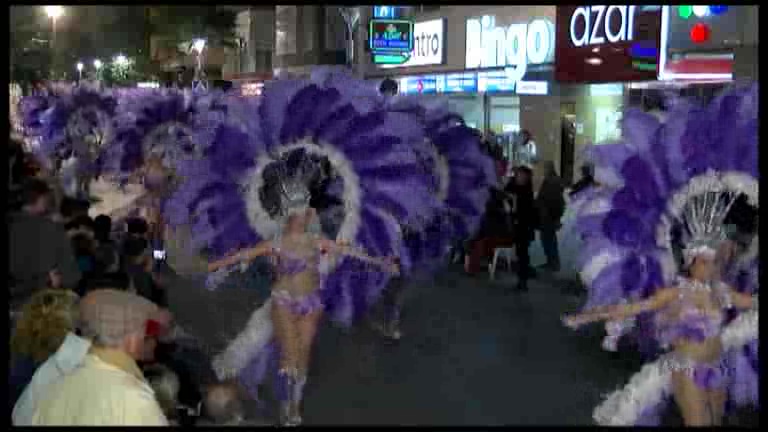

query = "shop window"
[489, 96, 520, 158]
[595, 107, 622, 143]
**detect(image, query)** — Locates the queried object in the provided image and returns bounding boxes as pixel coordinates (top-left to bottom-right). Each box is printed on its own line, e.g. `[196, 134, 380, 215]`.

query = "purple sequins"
[273, 290, 323, 316]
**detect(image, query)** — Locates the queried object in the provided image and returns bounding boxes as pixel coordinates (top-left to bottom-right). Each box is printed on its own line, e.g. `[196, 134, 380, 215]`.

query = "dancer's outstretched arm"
[207, 241, 273, 272]
[317, 238, 399, 274]
[721, 285, 758, 310]
[563, 288, 678, 329]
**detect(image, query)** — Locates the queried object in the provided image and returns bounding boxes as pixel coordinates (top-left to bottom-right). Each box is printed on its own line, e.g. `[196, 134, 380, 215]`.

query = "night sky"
[11, 5, 148, 63]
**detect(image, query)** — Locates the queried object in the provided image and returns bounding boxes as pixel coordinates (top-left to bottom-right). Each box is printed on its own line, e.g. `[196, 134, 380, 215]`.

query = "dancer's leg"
[292, 308, 323, 424]
[271, 302, 300, 425]
[671, 370, 712, 426]
[296, 308, 322, 376]
[708, 387, 727, 426]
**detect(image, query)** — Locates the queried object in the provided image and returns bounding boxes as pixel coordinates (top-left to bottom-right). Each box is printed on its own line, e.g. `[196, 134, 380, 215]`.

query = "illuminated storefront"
[553, 5, 663, 181]
[363, 6, 561, 167]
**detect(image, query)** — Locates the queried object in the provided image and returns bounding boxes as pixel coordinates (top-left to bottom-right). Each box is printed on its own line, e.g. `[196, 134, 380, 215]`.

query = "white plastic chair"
[488, 247, 515, 279]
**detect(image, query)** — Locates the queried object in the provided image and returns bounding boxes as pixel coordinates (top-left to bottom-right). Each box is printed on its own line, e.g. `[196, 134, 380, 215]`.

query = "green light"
[373, 54, 408, 65]
[632, 61, 657, 72]
[678, 5, 693, 19]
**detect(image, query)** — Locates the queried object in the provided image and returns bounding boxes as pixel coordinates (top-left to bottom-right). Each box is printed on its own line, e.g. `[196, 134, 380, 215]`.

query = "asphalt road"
[92, 181, 757, 426]
[162, 260, 654, 426]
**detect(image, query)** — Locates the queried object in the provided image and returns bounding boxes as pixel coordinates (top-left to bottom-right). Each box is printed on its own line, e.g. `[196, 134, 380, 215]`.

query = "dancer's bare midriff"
[272, 234, 321, 298]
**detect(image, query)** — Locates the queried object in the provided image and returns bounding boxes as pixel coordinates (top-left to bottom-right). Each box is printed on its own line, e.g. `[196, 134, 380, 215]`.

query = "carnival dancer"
[32, 86, 117, 200]
[163, 69, 441, 425]
[206, 160, 399, 425]
[561, 84, 759, 426]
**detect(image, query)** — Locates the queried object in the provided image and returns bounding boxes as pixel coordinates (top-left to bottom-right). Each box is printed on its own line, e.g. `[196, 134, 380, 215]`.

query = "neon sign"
[369, 18, 414, 65]
[465, 16, 554, 84]
[569, 6, 638, 47]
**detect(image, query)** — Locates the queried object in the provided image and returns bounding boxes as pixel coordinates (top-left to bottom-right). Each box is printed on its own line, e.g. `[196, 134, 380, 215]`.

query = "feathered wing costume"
[35, 86, 118, 182]
[163, 70, 440, 404]
[98, 88, 237, 227]
[570, 84, 759, 425]
[386, 95, 496, 276]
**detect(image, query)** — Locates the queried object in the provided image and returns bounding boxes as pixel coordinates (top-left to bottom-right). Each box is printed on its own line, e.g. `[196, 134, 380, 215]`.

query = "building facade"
[272, 6, 349, 77]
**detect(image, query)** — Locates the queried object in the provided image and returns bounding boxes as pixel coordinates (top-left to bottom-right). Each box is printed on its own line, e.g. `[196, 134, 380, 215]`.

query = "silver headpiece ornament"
[274, 154, 318, 218]
[679, 189, 737, 267]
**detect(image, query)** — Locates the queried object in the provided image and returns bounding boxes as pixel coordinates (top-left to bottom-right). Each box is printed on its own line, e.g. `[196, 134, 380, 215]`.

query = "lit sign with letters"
[569, 6, 638, 47]
[369, 19, 413, 51]
[370, 19, 415, 65]
[374, 6, 398, 19]
[397, 72, 548, 95]
[465, 16, 555, 84]
[381, 19, 445, 68]
[555, 5, 661, 83]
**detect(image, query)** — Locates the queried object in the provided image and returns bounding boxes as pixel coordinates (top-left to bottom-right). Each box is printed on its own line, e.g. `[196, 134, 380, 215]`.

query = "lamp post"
[338, 7, 361, 70]
[44, 6, 64, 79]
[93, 59, 102, 83]
[192, 38, 207, 90]
[76, 62, 83, 81]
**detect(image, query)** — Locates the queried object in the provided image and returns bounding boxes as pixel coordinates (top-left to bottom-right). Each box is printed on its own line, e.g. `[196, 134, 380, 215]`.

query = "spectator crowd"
[8, 137, 254, 426]
[462, 130, 597, 292]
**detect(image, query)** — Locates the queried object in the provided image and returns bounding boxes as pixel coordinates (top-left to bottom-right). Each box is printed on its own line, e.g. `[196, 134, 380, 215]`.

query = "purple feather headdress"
[167, 70, 440, 326]
[387, 95, 496, 274]
[574, 83, 758, 327]
[34, 87, 117, 171]
[103, 88, 232, 178]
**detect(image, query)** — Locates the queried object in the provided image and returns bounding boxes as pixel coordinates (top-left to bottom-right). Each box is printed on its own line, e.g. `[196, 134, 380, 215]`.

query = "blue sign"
[369, 19, 414, 53]
[477, 70, 517, 93]
[444, 73, 478, 93]
[400, 75, 439, 94]
[374, 6, 398, 19]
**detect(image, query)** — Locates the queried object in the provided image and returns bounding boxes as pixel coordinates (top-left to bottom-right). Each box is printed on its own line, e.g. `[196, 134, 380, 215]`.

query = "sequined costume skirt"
[272, 290, 324, 316]
[661, 354, 730, 390]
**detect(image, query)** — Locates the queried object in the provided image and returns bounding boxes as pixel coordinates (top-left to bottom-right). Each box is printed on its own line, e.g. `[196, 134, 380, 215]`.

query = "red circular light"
[690, 23, 710, 44]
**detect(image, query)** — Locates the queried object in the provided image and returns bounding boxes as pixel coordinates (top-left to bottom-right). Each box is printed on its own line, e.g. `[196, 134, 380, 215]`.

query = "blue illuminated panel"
[374, 6, 398, 19]
[369, 19, 414, 52]
[477, 70, 517, 93]
[444, 73, 478, 93]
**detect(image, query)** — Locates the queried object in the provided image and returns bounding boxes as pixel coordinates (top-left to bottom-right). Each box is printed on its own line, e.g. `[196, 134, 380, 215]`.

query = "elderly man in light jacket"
[30, 290, 171, 426]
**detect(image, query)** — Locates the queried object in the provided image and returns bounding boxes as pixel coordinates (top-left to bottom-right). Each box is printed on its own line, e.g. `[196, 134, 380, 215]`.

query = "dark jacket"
[570, 175, 595, 197]
[505, 180, 536, 244]
[476, 187, 514, 239]
[536, 174, 566, 230]
[8, 213, 81, 310]
[9, 355, 39, 411]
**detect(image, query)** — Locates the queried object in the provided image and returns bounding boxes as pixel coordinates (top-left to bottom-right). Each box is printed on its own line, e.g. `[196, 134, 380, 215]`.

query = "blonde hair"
[11, 289, 80, 363]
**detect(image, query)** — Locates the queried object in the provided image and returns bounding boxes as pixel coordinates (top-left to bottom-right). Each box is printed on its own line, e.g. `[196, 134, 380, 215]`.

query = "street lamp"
[93, 59, 103, 82]
[76, 62, 83, 80]
[192, 39, 206, 89]
[114, 54, 128, 66]
[44, 6, 65, 79]
[338, 7, 361, 70]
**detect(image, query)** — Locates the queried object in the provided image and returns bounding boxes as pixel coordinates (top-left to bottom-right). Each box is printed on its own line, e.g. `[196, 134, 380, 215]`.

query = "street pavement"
[94, 185, 755, 426]
[163, 262, 655, 426]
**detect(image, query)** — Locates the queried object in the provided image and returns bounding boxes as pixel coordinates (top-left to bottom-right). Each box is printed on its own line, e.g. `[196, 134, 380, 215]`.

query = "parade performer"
[163, 69, 440, 425]
[34, 86, 118, 199]
[372, 95, 495, 338]
[103, 88, 232, 244]
[561, 84, 759, 426]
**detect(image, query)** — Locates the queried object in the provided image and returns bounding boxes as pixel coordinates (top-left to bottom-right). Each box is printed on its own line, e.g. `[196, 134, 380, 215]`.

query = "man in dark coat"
[9, 179, 81, 311]
[535, 160, 566, 272]
[505, 166, 536, 291]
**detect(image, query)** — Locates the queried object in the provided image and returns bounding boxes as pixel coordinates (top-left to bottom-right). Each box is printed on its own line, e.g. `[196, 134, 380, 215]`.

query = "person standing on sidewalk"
[534, 160, 565, 272]
[505, 166, 536, 291]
